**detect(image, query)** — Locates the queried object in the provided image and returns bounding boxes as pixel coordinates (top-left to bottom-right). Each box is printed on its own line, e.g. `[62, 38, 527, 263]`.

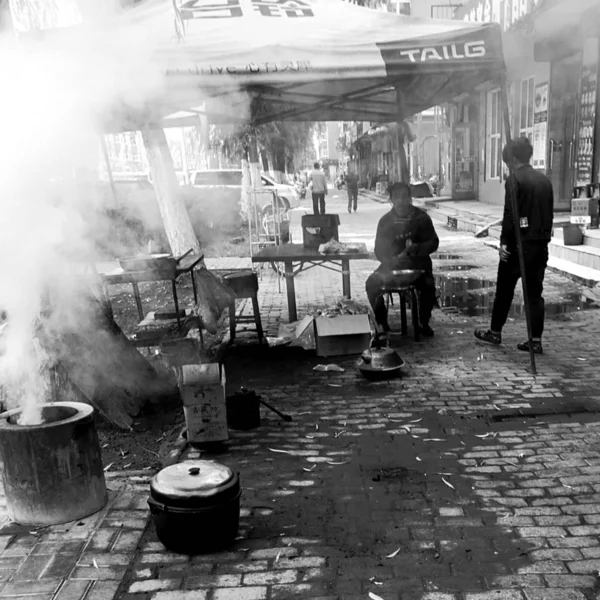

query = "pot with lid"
[148, 460, 241, 554]
[356, 335, 405, 381]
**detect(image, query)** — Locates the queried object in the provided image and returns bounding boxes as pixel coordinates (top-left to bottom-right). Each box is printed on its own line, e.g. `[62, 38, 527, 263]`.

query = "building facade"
[452, 0, 600, 208]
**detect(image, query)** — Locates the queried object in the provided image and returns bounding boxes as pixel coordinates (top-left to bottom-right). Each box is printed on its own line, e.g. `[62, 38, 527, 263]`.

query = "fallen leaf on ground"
[410, 418, 423, 423]
[334, 430, 347, 438]
[386, 547, 401, 558]
[328, 384, 343, 387]
[368, 592, 385, 600]
[269, 448, 293, 454]
[577, 357, 587, 361]
[303, 465, 316, 472]
[327, 460, 351, 465]
[93, 559, 99, 569]
[475, 433, 492, 438]
[442, 477, 455, 490]
[424, 438, 446, 442]
[103, 462, 114, 472]
[275, 550, 282, 563]
[416, 457, 422, 462]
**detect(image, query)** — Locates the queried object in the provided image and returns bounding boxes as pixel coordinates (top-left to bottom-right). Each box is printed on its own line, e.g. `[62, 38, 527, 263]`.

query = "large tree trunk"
[241, 157, 252, 222]
[141, 127, 201, 256]
[248, 140, 262, 191]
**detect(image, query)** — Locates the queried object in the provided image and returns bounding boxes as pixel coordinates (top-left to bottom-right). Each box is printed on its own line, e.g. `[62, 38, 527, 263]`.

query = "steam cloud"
[0, 3, 171, 424]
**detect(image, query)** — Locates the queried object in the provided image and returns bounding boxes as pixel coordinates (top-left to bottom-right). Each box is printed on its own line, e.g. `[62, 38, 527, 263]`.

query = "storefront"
[451, 96, 479, 200]
[452, 0, 600, 209]
[534, 1, 600, 209]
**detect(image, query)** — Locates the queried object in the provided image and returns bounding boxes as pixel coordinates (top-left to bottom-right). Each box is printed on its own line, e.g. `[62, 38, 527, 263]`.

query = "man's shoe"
[348, 208, 352, 214]
[474, 329, 501, 345]
[517, 340, 543, 354]
[420, 324, 434, 337]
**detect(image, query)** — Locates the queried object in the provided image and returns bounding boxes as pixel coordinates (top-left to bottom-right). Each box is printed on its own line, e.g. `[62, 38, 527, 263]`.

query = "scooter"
[295, 181, 307, 199]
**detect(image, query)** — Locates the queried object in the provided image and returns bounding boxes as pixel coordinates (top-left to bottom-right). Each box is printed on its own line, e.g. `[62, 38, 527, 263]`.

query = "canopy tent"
[99, 0, 506, 128]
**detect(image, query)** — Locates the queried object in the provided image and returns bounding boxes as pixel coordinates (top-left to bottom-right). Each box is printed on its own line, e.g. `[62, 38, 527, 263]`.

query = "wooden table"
[100, 254, 204, 326]
[251, 244, 372, 322]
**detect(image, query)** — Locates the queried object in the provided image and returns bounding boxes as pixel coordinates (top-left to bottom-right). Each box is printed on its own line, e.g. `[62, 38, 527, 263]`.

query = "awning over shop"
[23, 0, 505, 128]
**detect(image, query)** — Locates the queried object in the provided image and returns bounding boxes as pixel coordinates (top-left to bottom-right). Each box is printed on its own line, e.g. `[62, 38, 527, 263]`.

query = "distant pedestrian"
[346, 169, 359, 213]
[308, 162, 328, 215]
[475, 137, 554, 354]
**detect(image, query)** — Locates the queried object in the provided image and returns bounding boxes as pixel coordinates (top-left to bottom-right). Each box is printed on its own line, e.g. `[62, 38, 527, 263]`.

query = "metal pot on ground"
[148, 460, 241, 554]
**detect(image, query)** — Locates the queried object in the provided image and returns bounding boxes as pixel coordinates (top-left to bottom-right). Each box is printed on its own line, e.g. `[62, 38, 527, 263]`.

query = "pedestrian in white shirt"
[309, 162, 328, 215]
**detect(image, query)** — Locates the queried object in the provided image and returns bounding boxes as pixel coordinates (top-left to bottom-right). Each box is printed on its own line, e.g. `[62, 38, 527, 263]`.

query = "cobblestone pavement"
[2, 202, 600, 600]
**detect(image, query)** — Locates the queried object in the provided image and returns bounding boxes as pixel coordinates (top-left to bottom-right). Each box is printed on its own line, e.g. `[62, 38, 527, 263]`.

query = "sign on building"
[532, 83, 548, 170]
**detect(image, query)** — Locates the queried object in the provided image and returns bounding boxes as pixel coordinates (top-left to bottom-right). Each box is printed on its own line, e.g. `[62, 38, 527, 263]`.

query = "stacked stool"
[223, 271, 264, 344]
[384, 285, 420, 341]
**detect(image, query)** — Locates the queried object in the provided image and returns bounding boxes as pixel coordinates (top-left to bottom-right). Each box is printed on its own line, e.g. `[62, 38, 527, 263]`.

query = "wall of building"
[476, 30, 551, 206]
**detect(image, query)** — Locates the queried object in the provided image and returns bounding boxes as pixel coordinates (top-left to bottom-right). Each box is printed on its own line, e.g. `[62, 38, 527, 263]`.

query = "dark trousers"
[365, 268, 437, 330]
[312, 192, 326, 215]
[347, 188, 358, 211]
[490, 241, 548, 338]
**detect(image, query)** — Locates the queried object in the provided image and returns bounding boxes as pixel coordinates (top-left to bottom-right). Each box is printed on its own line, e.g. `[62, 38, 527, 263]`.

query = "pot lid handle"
[188, 467, 200, 476]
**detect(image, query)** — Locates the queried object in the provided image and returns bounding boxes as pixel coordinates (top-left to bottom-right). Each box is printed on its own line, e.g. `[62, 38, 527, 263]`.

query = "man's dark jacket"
[500, 164, 554, 249]
[346, 173, 359, 190]
[374, 207, 439, 272]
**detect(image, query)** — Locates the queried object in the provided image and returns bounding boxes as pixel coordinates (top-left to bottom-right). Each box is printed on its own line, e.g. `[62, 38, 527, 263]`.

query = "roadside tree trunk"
[141, 126, 201, 256]
[241, 157, 252, 222]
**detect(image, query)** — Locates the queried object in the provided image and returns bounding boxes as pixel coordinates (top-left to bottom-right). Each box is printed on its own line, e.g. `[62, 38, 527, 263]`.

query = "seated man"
[365, 182, 439, 336]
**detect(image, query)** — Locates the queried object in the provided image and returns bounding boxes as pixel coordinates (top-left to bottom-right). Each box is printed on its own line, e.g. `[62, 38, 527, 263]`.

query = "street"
[1, 195, 599, 600]
[123, 197, 600, 600]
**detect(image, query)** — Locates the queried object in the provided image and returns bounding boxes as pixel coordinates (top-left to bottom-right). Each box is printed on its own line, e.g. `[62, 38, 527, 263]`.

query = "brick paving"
[1, 201, 600, 600]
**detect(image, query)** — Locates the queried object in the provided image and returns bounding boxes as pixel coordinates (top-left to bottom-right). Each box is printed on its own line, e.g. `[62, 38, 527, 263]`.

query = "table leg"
[341, 259, 351, 299]
[132, 283, 144, 322]
[191, 270, 198, 304]
[284, 261, 297, 322]
[172, 280, 181, 328]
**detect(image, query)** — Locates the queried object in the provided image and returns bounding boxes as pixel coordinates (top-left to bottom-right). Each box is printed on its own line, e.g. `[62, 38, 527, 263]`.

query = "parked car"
[191, 169, 299, 208]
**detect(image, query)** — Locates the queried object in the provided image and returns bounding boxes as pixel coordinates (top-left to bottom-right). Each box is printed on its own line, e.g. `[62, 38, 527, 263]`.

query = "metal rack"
[248, 188, 285, 290]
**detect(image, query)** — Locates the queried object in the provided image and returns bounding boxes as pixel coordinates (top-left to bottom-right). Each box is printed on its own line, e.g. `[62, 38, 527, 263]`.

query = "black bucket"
[226, 389, 261, 430]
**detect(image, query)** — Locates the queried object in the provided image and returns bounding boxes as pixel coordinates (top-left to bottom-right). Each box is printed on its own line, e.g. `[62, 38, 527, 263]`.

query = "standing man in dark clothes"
[365, 182, 439, 336]
[346, 168, 359, 213]
[475, 137, 554, 354]
[308, 162, 328, 215]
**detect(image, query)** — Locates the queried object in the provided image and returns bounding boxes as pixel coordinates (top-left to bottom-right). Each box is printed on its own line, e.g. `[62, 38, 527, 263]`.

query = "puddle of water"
[435, 275, 599, 316]
[435, 254, 463, 260]
[435, 264, 477, 272]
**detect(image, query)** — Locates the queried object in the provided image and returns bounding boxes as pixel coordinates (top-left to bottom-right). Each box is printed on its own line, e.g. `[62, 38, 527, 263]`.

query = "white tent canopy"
[21, 0, 505, 128]
[110, 0, 505, 128]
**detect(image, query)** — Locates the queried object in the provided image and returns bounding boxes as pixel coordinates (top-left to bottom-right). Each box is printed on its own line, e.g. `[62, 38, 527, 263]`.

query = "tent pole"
[499, 81, 537, 374]
[395, 86, 410, 183]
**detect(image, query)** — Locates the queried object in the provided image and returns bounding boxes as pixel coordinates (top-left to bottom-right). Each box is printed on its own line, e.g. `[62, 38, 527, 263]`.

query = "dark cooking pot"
[148, 460, 241, 554]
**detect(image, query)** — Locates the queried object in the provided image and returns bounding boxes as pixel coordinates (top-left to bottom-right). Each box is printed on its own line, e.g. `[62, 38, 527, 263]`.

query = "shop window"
[486, 89, 502, 180]
[518, 76, 535, 142]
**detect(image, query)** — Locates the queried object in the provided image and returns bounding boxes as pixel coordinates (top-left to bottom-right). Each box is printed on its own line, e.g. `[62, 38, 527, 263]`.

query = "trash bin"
[301, 214, 340, 249]
[563, 224, 583, 246]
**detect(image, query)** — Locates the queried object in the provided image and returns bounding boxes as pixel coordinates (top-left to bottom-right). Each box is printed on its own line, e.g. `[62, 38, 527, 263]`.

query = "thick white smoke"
[0, 4, 169, 424]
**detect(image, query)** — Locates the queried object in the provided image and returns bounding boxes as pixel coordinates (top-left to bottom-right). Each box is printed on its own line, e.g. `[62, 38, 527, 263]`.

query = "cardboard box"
[314, 315, 371, 357]
[179, 363, 228, 443]
[571, 198, 599, 217]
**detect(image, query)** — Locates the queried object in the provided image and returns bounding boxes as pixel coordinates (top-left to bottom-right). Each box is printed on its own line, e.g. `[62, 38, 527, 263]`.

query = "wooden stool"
[384, 286, 420, 341]
[223, 271, 264, 344]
